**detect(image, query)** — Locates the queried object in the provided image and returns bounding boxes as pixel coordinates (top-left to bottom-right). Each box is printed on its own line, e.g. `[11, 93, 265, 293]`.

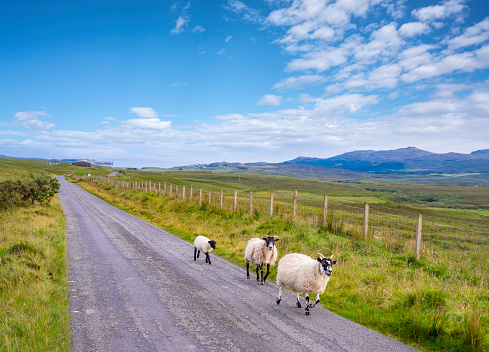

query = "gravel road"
[57, 176, 419, 352]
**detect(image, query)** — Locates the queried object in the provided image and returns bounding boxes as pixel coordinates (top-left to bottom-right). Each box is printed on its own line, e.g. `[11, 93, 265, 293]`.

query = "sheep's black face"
[208, 240, 217, 249]
[263, 236, 279, 251]
[317, 258, 336, 277]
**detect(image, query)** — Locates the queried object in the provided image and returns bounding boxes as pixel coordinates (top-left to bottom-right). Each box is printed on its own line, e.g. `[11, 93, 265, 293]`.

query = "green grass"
[109, 169, 489, 222]
[1, 157, 488, 352]
[0, 158, 74, 351]
[0, 157, 111, 182]
[79, 178, 489, 352]
[0, 197, 70, 352]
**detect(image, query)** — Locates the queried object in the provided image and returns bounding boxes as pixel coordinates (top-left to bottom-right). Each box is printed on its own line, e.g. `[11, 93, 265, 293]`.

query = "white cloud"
[171, 15, 188, 35]
[353, 23, 404, 63]
[129, 107, 159, 118]
[225, 0, 263, 24]
[412, 0, 466, 23]
[399, 22, 431, 37]
[121, 118, 171, 130]
[217, 48, 226, 55]
[287, 46, 350, 72]
[14, 111, 54, 131]
[257, 94, 283, 106]
[273, 75, 328, 90]
[314, 93, 379, 114]
[192, 25, 205, 33]
[398, 44, 434, 71]
[401, 45, 489, 83]
[170, 1, 200, 35]
[6, 83, 489, 166]
[447, 17, 489, 50]
[225, 35, 233, 42]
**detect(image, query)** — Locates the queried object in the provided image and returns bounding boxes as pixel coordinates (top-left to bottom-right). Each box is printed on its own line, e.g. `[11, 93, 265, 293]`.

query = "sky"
[1, 0, 489, 168]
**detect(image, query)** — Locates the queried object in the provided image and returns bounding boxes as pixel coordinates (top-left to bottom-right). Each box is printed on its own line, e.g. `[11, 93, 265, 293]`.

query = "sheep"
[193, 235, 217, 265]
[244, 236, 279, 285]
[276, 253, 336, 315]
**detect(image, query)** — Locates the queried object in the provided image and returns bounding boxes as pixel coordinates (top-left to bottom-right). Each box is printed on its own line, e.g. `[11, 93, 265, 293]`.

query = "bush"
[0, 177, 60, 211]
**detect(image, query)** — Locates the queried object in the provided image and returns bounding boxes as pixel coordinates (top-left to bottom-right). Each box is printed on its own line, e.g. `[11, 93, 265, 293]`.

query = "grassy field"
[0, 197, 70, 352]
[112, 169, 489, 222]
[78, 177, 488, 352]
[0, 157, 111, 181]
[1, 158, 488, 351]
[0, 157, 97, 351]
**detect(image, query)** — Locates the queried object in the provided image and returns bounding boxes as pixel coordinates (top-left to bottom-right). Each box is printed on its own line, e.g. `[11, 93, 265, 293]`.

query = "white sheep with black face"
[193, 235, 217, 265]
[244, 236, 279, 285]
[276, 253, 337, 315]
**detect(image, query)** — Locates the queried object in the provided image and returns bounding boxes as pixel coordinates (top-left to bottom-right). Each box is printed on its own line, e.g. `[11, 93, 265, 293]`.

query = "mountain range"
[169, 147, 489, 186]
[282, 147, 489, 173]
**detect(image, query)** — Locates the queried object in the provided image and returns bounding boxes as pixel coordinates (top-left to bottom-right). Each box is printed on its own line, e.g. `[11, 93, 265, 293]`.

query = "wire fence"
[90, 176, 489, 269]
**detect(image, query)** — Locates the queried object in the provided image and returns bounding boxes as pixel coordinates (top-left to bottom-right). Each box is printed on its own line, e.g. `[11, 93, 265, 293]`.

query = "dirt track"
[57, 176, 418, 352]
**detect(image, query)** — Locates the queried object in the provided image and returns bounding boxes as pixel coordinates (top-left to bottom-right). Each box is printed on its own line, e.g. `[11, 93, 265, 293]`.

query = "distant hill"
[164, 147, 489, 186]
[283, 147, 489, 173]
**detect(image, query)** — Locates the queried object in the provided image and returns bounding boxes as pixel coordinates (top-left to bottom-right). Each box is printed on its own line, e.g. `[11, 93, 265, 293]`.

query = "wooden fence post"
[234, 190, 238, 212]
[208, 188, 212, 205]
[293, 190, 298, 219]
[220, 189, 224, 209]
[190, 185, 193, 200]
[323, 195, 328, 227]
[169, 184, 172, 197]
[363, 202, 369, 241]
[182, 185, 186, 200]
[270, 190, 274, 217]
[164, 182, 167, 196]
[415, 214, 423, 260]
[249, 191, 253, 214]
[176, 185, 179, 199]
[199, 188, 203, 206]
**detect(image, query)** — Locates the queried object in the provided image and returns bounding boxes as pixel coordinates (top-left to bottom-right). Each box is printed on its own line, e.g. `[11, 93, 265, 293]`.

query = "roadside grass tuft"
[0, 197, 70, 352]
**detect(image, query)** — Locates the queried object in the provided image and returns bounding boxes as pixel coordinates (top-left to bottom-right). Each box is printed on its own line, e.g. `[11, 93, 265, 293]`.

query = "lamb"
[244, 236, 279, 285]
[276, 253, 336, 315]
[193, 235, 217, 265]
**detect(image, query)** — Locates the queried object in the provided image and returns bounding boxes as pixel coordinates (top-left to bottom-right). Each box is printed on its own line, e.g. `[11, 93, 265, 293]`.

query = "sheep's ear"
[317, 257, 322, 262]
[332, 261, 337, 265]
[274, 236, 279, 241]
[263, 236, 268, 240]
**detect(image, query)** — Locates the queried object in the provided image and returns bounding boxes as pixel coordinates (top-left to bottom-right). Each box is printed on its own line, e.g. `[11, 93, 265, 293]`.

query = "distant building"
[72, 161, 91, 167]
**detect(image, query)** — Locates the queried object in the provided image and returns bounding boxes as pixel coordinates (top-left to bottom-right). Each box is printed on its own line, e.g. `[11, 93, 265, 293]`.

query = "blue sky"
[1, 0, 489, 168]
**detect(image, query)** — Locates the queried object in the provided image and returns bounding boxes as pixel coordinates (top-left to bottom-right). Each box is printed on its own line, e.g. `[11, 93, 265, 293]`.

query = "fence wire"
[91, 176, 489, 268]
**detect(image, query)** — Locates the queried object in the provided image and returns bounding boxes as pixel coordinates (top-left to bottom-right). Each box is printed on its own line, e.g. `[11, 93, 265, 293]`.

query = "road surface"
[57, 176, 418, 352]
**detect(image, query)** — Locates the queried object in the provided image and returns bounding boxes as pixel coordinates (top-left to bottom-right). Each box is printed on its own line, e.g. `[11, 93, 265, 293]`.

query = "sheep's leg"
[194, 248, 197, 261]
[263, 263, 270, 283]
[260, 265, 265, 285]
[197, 250, 200, 258]
[246, 262, 250, 279]
[276, 285, 283, 305]
[305, 295, 310, 315]
[205, 252, 211, 265]
[256, 265, 260, 282]
[305, 294, 320, 315]
[296, 294, 302, 308]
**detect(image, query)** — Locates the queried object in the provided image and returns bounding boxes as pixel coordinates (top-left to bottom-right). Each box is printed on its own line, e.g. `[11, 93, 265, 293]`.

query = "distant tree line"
[0, 176, 60, 211]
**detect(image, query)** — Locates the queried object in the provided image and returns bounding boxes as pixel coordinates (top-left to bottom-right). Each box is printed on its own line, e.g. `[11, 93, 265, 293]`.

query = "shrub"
[0, 177, 60, 211]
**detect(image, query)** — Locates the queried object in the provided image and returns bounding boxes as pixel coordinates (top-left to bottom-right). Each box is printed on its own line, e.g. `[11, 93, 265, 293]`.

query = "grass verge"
[0, 197, 70, 352]
[78, 179, 488, 352]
